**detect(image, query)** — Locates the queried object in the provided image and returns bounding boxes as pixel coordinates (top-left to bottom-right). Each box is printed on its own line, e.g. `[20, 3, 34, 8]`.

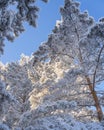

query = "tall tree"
[32, 0, 104, 121]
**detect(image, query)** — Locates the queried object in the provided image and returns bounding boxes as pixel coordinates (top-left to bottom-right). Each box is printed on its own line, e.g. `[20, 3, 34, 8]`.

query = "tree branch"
[92, 45, 104, 90]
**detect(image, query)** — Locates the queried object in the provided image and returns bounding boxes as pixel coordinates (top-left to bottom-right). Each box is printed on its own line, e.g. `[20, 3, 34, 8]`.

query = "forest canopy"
[0, 0, 104, 129]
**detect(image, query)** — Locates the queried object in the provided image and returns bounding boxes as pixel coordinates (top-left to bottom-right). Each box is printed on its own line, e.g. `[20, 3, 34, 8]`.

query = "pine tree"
[32, 0, 104, 121]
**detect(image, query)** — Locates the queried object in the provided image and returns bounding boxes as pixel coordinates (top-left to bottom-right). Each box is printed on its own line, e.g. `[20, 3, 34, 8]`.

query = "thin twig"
[92, 45, 104, 90]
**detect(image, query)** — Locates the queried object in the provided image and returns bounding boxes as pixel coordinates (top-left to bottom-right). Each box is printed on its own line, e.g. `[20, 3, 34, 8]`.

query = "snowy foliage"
[0, 0, 104, 129]
[0, 123, 10, 130]
[0, 0, 48, 54]
[17, 113, 103, 130]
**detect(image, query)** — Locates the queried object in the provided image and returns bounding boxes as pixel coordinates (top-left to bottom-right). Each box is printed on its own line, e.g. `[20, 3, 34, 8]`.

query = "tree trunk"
[85, 76, 103, 121]
[74, 22, 103, 121]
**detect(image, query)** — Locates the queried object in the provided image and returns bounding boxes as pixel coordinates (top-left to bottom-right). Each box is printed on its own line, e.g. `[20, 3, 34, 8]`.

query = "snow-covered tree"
[1, 0, 104, 129]
[0, 79, 20, 128]
[0, 0, 48, 55]
[31, 0, 104, 122]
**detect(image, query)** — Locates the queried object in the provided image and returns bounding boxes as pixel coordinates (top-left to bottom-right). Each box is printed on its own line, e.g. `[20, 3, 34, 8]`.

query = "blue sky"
[1, 0, 104, 64]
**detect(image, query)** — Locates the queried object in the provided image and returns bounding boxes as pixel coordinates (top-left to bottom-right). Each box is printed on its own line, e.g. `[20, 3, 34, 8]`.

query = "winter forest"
[0, 0, 104, 129]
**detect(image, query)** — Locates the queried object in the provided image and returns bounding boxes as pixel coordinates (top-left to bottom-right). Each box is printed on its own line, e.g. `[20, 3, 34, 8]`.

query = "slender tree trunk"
[85, 76, 103, 121]
[78, 48, 103, 121]
[73, 19, 103, 121]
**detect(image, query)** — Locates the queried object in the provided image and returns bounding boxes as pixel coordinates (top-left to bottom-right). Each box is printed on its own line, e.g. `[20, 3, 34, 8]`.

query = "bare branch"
[92, 45, 104, 90]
